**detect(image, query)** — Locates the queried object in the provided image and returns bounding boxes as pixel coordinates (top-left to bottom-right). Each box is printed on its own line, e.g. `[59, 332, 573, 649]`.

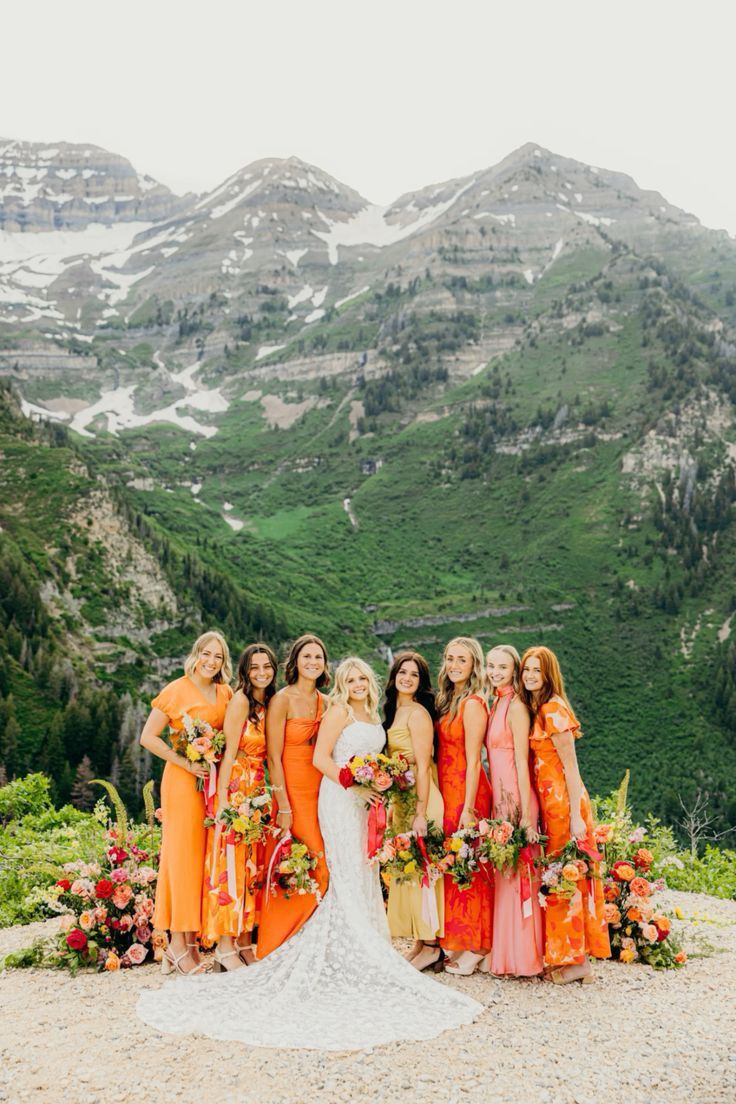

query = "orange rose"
[230, 792, 245, 807]
[561, 863, 581, 881]
[634, 847, 653, 869]
[629, 876, 651, 898]
[604, 904, 621, 925]
[674, 951, 687, 964]
[104, 951, 120, 971]
[604, 883, 619, 902]
[594, 824, 614, 844]
[628, 907, 642, 922]
[611, 861, 635, 882]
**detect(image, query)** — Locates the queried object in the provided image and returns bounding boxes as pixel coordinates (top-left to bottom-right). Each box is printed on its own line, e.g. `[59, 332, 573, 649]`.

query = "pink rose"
[110, 868, 129, 884]
[134, 895, 154, 917]
[154, 807, 163, 823]
[59, 915, 75, 932]
[117, 914, 133, 931]
[191, 735, 212, 755]
[641, 923, 658, 943]
[491, 821, 513, 845]
[373, 771, 393, 792]
[136, 924, 152, 943]
[127, 943, 148, 965]
[69, 879, 93, 898]
[477, 819, 491, 837]
[112, 885, 134, 909]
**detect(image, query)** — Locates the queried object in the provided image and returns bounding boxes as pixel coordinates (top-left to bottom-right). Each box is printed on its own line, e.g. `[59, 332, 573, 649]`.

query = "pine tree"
[41, 714, 70, 803]
[70, 756, 96, 811]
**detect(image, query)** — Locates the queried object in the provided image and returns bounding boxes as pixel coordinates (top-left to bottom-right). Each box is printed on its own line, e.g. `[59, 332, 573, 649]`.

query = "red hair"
[519, 646, 573, 717]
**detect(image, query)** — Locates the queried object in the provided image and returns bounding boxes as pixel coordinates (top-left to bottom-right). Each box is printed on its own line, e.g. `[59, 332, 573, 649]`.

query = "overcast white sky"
[3, 0, 735, 234]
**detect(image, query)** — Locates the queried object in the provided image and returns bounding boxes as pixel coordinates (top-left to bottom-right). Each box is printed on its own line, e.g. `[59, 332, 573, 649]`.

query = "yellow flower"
[398, 850, 413, 861]
[450, 837, 464, 853]
[620, 948, 636, 964]
[185, 744, 200, 762]
[351, 757, 365, 769]
[232, 818, 247, 834]
[674, 906, 685, 920]
[104, 951, 120, 971]
[291, 844, 307, 859]
[403, 860, 418, 875]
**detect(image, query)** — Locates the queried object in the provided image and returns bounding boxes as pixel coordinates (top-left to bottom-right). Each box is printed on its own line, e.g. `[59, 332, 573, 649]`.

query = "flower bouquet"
[173, 713, 226, 816]
[205, 788, 274, 847]
[268, 834, 323, 902]
[538, 838, 603, 910]
[440, 826, 482, 890]
[338, 751, 415, 857]
[375, 824, 445, 930]
[41, 826, 158, 973]
[476, 818, 546, 874]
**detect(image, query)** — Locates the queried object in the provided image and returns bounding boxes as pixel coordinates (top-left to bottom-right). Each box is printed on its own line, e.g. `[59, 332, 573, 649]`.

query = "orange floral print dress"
[530, 696, 610, 966]
[201, 706, 268, 946]
[436, 695, 493, 954]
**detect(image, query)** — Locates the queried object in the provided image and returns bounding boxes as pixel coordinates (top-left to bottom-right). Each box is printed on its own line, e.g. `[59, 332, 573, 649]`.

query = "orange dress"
[151, 676, 232, 932]
[201, 706, 268, 945]
[257, 695, 329, 958]
[530, 695, 611, 966]
[436, 694, 493, 953]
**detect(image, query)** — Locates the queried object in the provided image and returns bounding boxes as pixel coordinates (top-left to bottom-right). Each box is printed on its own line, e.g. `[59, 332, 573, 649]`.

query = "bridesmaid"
[139, 630, 233, 975]
[485, 645, 544, 977]
[520, 645, 611, 983]
[201, 643, 277, 970]
[384, 651, 444, 972]
[257, 634, 331, 958]
[435, 636, 493, 976]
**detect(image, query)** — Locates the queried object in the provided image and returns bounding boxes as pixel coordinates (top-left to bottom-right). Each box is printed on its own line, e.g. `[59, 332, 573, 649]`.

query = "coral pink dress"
[436, 694, 493, 954]
[485, 685, 544, 976]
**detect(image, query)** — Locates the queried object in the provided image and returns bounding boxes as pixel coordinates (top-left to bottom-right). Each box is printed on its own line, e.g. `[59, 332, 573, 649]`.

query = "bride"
[137, 657, 482, 1049]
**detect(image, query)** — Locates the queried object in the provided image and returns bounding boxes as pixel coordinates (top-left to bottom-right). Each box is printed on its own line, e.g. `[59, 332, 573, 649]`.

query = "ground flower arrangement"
[1, 781, 161, 974]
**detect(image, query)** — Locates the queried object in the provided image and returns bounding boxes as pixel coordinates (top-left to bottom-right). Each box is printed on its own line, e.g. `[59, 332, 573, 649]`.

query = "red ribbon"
[575, 839, 603, 862]
[367, 802, 387, 858]
[416, 836, 431, 886]
[519, 844, 535, 919]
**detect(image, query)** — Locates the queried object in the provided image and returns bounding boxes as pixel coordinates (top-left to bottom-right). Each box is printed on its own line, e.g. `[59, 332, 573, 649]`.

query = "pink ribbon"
[519, 844, 535, 921]
[417, 837, 439, 932]
[204, 763, 217, 818]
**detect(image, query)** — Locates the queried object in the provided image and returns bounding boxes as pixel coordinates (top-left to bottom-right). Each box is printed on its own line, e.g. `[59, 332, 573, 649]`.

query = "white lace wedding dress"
[137, 720, 482, 1050]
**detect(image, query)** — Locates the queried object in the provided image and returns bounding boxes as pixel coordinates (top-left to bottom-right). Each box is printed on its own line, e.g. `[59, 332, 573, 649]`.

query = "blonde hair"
[485, 643, 521, 692]
[184, 631, 232, 684]
[436, 637, 485, 719]
[326, 656, 381, 721]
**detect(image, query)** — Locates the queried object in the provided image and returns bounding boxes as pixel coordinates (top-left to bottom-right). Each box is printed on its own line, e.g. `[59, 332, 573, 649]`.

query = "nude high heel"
[445, 951, 486, 976]
[213, 947, 245, 973]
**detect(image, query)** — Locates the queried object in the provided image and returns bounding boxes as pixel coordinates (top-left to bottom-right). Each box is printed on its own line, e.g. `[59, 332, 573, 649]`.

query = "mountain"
[0, 138, 734, 833]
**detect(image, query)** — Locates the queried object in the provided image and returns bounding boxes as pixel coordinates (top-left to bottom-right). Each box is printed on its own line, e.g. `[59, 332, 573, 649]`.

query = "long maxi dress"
[386, 719, 444, 942]
[529, 695, 611, 967]
[485, 684, 544, 976]
[436, 694, 493, 954]
[151, 676, 232, 934]
[201, 706, 268, 947]
[256, 695, 329, 958]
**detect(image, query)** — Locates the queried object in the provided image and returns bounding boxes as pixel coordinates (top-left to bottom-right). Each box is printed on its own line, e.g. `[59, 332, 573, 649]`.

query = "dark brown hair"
[383, 651, 437, 731]
[283, 634, 330, 689]
[236, 642, 278, 722]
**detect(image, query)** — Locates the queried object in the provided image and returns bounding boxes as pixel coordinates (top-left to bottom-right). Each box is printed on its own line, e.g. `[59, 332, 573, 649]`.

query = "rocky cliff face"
[0, 139, 191, 231]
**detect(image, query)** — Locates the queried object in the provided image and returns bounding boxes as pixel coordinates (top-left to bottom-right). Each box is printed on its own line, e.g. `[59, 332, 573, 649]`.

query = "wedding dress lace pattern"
[137, 721, 483, 1050]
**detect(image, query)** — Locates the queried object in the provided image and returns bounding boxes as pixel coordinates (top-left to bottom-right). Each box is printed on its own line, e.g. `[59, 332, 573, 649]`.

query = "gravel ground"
[0, 889, 734, 1104]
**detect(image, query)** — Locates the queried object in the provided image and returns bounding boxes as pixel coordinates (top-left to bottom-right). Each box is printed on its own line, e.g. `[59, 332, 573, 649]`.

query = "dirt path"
[1, 889, 734, 1104]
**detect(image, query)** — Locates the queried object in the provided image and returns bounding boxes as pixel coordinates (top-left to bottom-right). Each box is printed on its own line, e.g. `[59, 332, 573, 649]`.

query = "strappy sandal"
[213, 947, 246, 973]
[236, 944, 256, 966]
[549, 966, 594, 985]
[161, 948, 207, 975]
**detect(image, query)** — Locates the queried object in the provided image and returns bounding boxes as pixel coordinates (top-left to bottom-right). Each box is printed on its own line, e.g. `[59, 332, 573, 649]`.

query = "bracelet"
[272, 784, 286, 793]
[277, 807, 292, 815]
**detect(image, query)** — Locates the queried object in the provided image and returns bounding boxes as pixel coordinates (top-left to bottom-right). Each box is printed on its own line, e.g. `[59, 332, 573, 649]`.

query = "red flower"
[338, 766, 354, 789]
[56, 879, 72, 891]
[107, 846, 129, 865]
[95, 879, 114, 899]
[66, 928, 88, 952]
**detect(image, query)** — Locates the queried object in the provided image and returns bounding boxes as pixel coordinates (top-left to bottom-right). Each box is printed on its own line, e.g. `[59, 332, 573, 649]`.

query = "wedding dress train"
[137, 720, 482, 1050]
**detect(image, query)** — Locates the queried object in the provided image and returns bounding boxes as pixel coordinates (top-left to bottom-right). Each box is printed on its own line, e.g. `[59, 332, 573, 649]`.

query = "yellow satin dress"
[386, 722, 444, 941]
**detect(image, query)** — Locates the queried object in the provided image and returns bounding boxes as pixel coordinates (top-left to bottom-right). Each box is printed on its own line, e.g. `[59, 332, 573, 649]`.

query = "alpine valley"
[0, 137, 735, 832]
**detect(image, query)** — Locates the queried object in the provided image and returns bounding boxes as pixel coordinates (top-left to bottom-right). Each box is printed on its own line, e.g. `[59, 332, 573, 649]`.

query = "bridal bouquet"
[476, 818, 545, 874]
[268, 835, 323, 902]
[338, 751, 415, 857]
[440, 826, 483, 890]
[538, 838, 603, 904]
[173, 713, 226, 816]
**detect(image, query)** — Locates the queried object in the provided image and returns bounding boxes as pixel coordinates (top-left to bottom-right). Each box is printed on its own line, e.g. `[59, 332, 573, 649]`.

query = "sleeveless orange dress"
[436, 694, 493, 953]
[151, 676, 232, 932]
[530, 695, 610, 966]
[257, 695, 329, 958]
[201, 706, 267, 945]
